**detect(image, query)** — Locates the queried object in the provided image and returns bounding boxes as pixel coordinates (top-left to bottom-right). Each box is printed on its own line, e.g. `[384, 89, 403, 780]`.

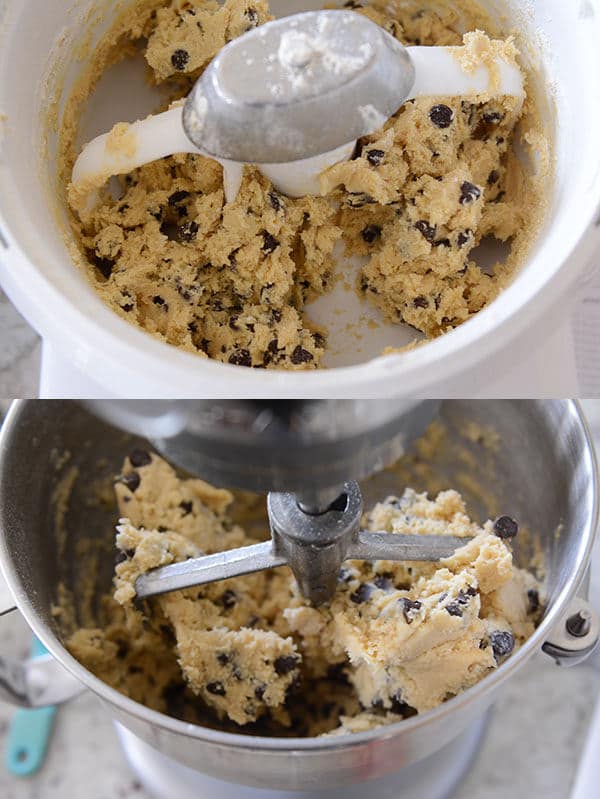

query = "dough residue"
[57, 0, 548, 369]
[66, 448, 543, 735]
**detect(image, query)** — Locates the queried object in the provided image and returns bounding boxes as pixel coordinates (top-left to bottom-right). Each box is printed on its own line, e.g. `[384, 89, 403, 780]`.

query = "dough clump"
[62, 0, 545, 368]
[67, 451, 542, 734]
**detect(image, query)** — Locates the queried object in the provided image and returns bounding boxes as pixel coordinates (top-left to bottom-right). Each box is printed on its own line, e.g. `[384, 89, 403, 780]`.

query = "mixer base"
[115, 713, 489, 799]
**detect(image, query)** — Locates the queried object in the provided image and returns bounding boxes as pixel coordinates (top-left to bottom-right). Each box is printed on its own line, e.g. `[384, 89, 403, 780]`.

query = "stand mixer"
[0, 400, 599, 799]
[89, 399, 478, 606]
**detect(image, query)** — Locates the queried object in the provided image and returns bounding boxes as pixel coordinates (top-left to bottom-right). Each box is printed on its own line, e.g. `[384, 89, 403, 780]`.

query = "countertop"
[0, 289, 40, 399]
[0, 401, 599, 798]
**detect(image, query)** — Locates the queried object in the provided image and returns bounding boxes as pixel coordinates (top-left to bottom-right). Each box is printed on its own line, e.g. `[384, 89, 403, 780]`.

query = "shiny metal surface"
[346, 531, 475, 561]
[85, 399, 440, 497]
[269, 481, 363, 604]
[182, 11, 415, 162]
[0, 400, 597, 791]
[135, 541, 287, 600]
[542, 596, 600, 666]
[137, 481, 473, 605]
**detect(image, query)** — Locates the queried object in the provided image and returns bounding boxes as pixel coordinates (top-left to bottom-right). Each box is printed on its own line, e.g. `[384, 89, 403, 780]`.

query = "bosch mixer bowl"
[0, 1, 600, 396]
[0, 400, 597, 789]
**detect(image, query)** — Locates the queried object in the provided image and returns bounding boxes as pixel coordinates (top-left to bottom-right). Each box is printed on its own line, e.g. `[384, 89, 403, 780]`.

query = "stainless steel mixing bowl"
[0, 400, 598, 790]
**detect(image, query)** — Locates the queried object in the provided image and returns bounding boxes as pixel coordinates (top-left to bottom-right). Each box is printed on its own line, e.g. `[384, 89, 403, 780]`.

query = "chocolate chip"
[268, 191, 284, 212]
[121, 303, 134, 313]
[527, 588, 540, 614]
[179, 500, 193, 516]
[493, 515, 519, 539]
[433, 238, 451, 248]
[217, 653, 229, 666]
[457, 230, 472, 247]
[415, 220, 436, 241]
[274, 655, 299, 675]
[229, 315, 239, 330]
[366, 149, 385, 167]
[254, 684, 266, 700]
[429, 104, 454, 128]
[483, 111, 504, 124]
[490, 630, 514, 659]
[343, 0, 363, 7]
[94, 256, 114, 279]
[398, 597, 422, 623]
[291, 345, 313, 365]
[451, 588, 476, 608]
[206, 681, 226, 696]
[487, 170, 500, 185]
[459, 181, 482, 204]
[413, 296, 428, 309]
[350, 583, 373, 604]
[390, 693, 417, 717]
[445, 600, 464, 617]
[188, 321, 198, 334]
[228, 349, 252, 367]
[362, 224, 382, 243]
[129, 449, 152, 467]
[338, 567, 353, 583]
[153, 295, 165, 306]
[119, 472, 140, 492]
[374, 574, 394, 591]
[179, 220, 199, 242]
[245, 7, 259, 27]
[220, 590, 237, 609]
[271, 309, 282, 323]
[168, 190, 190, 206]
[159, 624, 176, 645]
[261, 231, 279, 254]
[171, 49, 190, 70]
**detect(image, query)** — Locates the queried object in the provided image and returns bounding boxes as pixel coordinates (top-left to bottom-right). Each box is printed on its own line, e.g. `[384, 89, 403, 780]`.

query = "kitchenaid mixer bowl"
[0, 400, 597, 789]
[0, 1, 600, 396]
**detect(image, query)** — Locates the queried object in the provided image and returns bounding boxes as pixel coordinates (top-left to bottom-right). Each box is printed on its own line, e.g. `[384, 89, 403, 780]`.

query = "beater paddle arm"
[135, 481, 474, 606]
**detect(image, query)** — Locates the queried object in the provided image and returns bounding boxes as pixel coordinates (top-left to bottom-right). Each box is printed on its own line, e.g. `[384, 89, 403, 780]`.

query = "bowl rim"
[0, 399, 597, 751]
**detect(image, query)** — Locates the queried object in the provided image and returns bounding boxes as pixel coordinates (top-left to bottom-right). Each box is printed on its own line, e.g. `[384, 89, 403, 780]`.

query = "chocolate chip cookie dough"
[60, 0, 546, 368]
[66, 450, 542, 735]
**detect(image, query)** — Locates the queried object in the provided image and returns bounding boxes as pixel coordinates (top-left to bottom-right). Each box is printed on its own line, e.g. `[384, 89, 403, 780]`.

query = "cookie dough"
[60, 0, 546, 367]
[66, 450, 542, 734]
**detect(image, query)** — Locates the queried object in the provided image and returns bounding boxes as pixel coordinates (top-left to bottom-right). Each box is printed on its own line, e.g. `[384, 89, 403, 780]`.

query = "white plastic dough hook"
[71, 10, 524, 208]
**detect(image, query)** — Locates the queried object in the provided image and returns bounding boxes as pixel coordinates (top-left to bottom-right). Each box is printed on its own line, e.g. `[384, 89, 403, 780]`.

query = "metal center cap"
[268, 481, 363, 605]
[216, 12, 376, 106]
[183, 10, 415, 163]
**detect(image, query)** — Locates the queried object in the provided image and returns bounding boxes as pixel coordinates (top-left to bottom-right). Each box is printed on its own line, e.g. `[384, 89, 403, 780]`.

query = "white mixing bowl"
[0, 0, 599, 397]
